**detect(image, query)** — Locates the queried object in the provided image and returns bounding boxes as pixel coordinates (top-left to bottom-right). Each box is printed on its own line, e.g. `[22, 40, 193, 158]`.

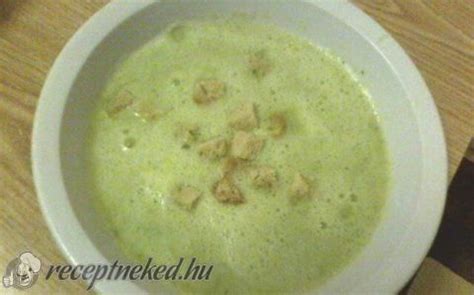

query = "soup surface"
[86, 18, 390, 294]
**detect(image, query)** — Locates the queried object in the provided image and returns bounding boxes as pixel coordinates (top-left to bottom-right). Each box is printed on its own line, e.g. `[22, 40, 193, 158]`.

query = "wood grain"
[0, 1, 472, 293]
[0, 1, 108, 293]
[353, 0, 474, 179]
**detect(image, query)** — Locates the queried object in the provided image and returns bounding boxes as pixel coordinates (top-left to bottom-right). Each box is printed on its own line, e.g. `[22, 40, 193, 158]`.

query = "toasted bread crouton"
[197, 138, 228, 160]
[174, 123, 200, 147]
[193, 79, 226, 104]
[220, 157, 241, 176]
[132, 100, 164, 122]
[290, 173, 311, 201]
[231, 131, 264, 160]
[250, 166, 277, 188]
[213, 177, 245, 204]
[106, 90, 135, 117]
[229, 102, 259, 131]
[173, 186, 201, 209]
[249, 50, 271, 79]
[268, 112, 287, 138]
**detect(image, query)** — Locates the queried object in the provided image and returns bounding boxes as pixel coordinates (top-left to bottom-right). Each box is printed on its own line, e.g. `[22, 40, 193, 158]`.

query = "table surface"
[0, 0, 473, 293]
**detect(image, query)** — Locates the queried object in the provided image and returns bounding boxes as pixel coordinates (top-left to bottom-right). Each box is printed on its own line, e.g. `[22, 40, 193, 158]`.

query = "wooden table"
[0, 1, 472, 293]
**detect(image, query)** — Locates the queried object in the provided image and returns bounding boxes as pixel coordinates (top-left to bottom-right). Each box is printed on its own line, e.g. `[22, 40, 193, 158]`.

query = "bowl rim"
[32, 0, 447, 293]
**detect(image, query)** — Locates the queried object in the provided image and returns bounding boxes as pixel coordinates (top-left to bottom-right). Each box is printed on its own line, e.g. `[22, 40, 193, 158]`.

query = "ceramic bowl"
[32, 1, 447, 293]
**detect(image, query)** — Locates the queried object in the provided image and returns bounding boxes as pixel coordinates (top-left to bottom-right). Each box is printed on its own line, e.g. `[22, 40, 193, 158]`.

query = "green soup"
[86, 18, 390, 294]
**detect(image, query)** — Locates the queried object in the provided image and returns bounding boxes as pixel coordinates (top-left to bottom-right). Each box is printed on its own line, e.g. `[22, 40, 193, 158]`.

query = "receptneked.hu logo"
[3, 252, 213, 290]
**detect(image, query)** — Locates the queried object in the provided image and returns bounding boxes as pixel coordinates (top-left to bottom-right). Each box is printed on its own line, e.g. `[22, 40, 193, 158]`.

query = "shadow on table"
[0, 0, 29, 24]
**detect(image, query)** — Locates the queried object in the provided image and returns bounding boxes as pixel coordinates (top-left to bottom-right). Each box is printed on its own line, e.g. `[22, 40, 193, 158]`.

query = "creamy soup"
[86, 18, 390, 294]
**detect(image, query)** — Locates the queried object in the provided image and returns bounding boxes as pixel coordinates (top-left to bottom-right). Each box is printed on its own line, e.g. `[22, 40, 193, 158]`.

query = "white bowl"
[32, 0, 447, 293]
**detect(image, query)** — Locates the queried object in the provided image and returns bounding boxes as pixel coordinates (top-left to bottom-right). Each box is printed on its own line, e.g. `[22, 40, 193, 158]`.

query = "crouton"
[228, 102, 259, 131]
[213, 177, 245, 204]
[268, 112, 287, 138]
[106, 90, 135, 117]
[172, 186, 201, 209]
[290, 173, 311, 201]
[175, 123, 200, 147]
[132, 100, 163, 122]
[197, 138, 228, 160]
[231, 131, 264, 160]
[220, 157, 241, 176]
[193, 79, 226, 104]
[250, 166, 277, 188]
[249, 50, 271, 79]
